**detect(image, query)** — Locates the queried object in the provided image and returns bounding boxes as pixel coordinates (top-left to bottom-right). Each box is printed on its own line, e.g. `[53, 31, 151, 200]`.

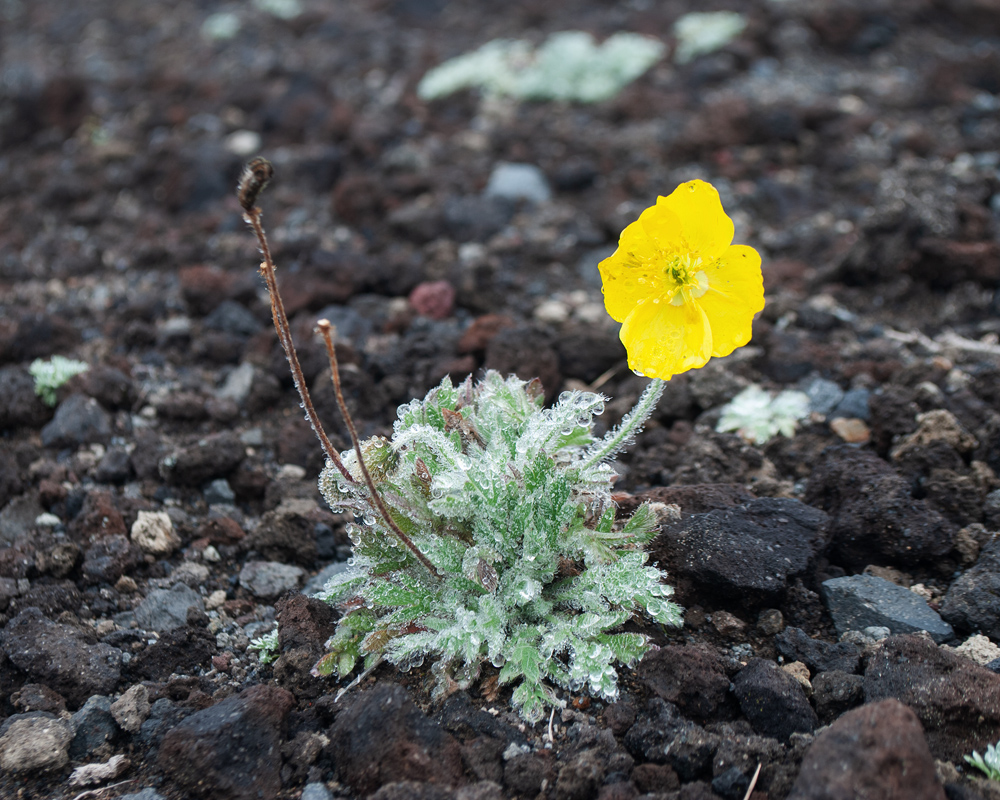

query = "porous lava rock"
[0, 607, 122, 707]
[328, 683, 465, 796]
[787, 700, 945, 799]
[732, 658, 818, 740]
[940, 536, 1000, 639]
[804, 444, 956, 568]
[864, 634, 1000, 761]
[652, 497, 828, 606]
[156, 684, 294, 800]
[637, 643, 732, 721]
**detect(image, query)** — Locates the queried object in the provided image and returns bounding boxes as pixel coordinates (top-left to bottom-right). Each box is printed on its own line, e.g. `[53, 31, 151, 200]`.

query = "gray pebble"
[821, 575, 954, 643]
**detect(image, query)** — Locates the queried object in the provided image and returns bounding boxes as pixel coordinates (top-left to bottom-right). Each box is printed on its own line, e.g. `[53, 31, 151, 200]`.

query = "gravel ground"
[2, 1, 1000, 799]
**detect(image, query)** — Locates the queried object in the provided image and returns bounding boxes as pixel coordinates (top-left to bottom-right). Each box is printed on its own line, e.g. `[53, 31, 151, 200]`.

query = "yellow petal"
[599, 212, 672, 322]
[652, 180, 734, 260]
[619, 297, 712, 380]
[698, 245, 765, 358]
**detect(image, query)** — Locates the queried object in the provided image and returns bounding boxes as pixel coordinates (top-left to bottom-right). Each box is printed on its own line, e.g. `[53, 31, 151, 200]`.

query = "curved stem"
[581, 378, 665, 470]
[317, 320, 442, 580]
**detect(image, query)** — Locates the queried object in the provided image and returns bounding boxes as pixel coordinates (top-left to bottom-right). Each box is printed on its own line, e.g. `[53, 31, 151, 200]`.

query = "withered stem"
[316, 320, 442, 579]
[243, 206, 355, 485]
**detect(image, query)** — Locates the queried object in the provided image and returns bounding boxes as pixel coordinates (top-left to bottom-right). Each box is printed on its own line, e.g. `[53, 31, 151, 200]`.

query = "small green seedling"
[29, 355, 89, 406]
[966, 740, 1000, 782]
[716, 385, 810, 444]
[237, 159, 681, 722]
[249, 629, 280, 666]
[417, 31, 665, 104]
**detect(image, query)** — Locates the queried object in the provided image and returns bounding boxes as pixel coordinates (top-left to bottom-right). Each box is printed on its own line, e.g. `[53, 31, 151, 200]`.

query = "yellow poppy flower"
[599, 180, 764, 380]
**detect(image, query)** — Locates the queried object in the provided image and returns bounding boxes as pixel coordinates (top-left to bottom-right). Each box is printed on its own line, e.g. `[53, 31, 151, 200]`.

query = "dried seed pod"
[237, 157, 274, 211]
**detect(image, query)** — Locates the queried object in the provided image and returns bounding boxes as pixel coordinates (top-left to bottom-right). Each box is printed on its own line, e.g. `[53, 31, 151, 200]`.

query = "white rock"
[0, 716, 73, 773]
[131, 510, 181, 556]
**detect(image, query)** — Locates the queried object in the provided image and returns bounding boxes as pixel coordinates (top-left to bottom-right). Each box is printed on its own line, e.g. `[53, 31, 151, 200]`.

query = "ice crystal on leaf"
[314, 371, 681, 722]
[598, 180, 765, 380]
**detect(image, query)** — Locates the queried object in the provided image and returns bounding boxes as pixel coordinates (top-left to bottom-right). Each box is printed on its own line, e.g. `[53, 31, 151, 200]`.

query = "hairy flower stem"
[317, 320, 442, 579]
[580, 378, 665, 470]
[239, 172, 354, 485]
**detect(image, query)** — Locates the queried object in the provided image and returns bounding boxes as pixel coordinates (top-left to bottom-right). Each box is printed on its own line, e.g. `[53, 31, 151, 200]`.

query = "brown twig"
[316, 319, 441, 579]
[237, 159, 355, 485]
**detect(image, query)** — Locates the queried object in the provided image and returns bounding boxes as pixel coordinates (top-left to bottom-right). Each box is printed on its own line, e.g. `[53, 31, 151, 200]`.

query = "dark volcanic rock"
[812, 670, 865, 723]
[652, 497, 828, 605]
[275, 593, 337, 655]
[787, 700, 945, 800]
[68, 695, 119, 760]
[82, 535, 143, 585]
[328, 683, 465, 797]
[623, 699, 719, 781]
[158, 431, 245, 486]
[157, 685, 294, 800]
[940, 536, 1000, 639]
[637, 644, 732, 721]
[0, 366, 52, 430]
[804, 445, 957, 568]
[732, 659, 818, 740]
[128, 627, 216, 681]
[0, 607, 122, 707]
[774, 626, 862, 674]
[864, 634, 1000, 761]
[247, 504, 319, 567]
[821, 574, 955, 643]
[40, 393, 112, 448]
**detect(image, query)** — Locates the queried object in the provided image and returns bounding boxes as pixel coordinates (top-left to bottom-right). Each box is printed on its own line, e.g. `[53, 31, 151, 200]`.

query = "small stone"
[952, 634, 1000, 666]
[409, 280, 456, 320]
[733, 658, 818, 740]
[69, 696, 118, 759]
[204, 478, 236, 506]
[534, 300, 570, 324]
[781, 661, 813, 696]
[131, 510, 181, 556]
[0, 608, 122, 706]
[711, 611, 746, 637]
[205, 589, 228, 610]
[484, 162, 552, 205]
[133, 583, 205, 632]
[0, 715, 74, 773]
[115, 575, 138, 594]
[41, 394, 112, 448]
[821, 575, 955, 644]
[301, 784, 334, 800]
[239, 560, 304, 599]
[829, 417, 870, 443]
[111, 684, 151, 733]
[830, 388, 870, 421]
[757, 608, 784, 636]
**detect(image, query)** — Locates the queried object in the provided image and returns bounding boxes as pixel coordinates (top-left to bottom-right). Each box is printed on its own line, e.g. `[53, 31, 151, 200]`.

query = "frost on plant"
[966, 740, 1000, 781]
[673, 12, 747, 65]
[716, 385, 810, 444]
[313, 372, 681, 723]
[249, 629, 280, 666]
[417, 31, 665, 104]
[29, 355, 89, 406]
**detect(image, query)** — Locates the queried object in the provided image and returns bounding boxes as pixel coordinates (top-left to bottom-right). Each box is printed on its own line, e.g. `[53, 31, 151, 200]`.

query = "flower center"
[664, 254, 709, 306]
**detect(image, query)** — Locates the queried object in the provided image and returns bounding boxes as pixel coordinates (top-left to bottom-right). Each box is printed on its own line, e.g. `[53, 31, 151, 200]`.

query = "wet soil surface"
[2, 1, 1000, 798]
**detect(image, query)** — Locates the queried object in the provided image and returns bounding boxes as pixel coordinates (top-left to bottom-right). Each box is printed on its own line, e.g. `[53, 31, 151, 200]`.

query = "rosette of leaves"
[313, 370, 681, 722]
